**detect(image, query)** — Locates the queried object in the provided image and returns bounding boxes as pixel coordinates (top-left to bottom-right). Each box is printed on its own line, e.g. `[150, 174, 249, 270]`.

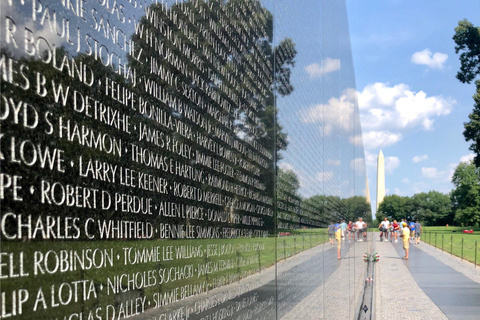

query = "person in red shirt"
[392, 220, 400, 242]
[347, 221, 354, 242]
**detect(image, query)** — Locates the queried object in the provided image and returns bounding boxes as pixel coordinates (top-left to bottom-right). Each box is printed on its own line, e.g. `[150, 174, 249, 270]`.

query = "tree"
[463, 82, 480, 167]
[412, 191, 452, 226]
[377, 192, 453, 226]
[453, 19, 480, 167]
[376, 194, 407, 221]
[342, 196, 371, 223]
[128, 0, 297, 233]
[454, 19, 480, 84]
[450, 161, 480, 226]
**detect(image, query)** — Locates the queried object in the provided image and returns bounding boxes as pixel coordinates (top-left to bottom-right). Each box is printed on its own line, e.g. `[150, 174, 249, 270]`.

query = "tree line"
[377, 160, 480, 227]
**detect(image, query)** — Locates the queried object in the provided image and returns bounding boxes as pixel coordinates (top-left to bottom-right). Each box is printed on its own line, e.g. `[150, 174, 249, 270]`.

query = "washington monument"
[376, 150, 385, 210]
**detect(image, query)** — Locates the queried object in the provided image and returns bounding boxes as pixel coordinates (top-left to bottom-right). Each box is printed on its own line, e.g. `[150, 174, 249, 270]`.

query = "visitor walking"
[328, 222, 335, 245]
[340, 220, 347, 240]
[392, 220, 400, 242]
[401, 222, 410, 260]
[414, 220, 423, 244]
[335, 223, 342, 259]
[378, 217, 390, 241]
[409, 221, 416, 242]
[355, 218, 367, 241]
[347, 221, 354, 242]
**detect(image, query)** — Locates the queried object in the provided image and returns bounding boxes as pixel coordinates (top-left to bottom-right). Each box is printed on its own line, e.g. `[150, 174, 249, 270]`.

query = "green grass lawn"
[1, 231, 327, 319]
[421, 226, 480, 265]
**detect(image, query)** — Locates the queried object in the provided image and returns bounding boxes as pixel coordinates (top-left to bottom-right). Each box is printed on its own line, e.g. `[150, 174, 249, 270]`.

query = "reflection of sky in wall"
[2, 0, 148, 67]
[2, 0, 366, 200]
[274, 0, 366, 199]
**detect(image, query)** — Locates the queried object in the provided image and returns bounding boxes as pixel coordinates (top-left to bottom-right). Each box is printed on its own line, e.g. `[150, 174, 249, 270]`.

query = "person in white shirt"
[378, 218, 390, 241]
[355, 218, 367, 241]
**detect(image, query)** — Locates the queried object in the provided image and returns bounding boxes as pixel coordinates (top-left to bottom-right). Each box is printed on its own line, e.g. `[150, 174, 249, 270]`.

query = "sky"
[345, 0, 480, 217]
[3, 0, 476, 220]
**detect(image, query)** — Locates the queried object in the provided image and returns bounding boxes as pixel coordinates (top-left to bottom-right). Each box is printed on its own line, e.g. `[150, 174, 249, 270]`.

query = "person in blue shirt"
[340, 220, 347, 240]
[409, 221, 416, 241]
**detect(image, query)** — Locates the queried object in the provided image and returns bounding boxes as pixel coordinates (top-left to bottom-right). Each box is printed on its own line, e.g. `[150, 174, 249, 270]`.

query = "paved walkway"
[375, 233, 480, 320]
[131, 233, 480, 320]
[135, 236, 369, 320]
[282, 236, 370, 319]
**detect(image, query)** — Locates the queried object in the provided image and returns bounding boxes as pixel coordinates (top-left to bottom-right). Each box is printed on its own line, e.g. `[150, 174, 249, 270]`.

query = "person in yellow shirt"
[335, 223, 342, 259]
[401, 222, 410, 260]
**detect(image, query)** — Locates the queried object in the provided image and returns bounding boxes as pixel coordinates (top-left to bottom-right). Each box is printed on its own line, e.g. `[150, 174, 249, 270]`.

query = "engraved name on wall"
[0, 0, 297, 319]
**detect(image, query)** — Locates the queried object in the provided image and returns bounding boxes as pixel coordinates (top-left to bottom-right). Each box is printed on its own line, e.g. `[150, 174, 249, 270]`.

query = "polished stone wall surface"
[0, 0, 368, 319]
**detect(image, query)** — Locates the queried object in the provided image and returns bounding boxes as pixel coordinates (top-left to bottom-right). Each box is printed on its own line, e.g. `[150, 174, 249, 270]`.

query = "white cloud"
[412, 154, 428, 163]
[278, 162, 326, 197]
[362, 130, 402, 150]
[422, 167, 438, 178]
[412, 182, 427, 194]
[364, 151, 399, 174]
[420, 159, 466, 184]
[444, 154, 475, 183]
[358, 82, 455, 133]
[421, 167, 446, 179]
[350, 158, 366, 175]
[1, 4, 67, 58]
[447, 163, 457, 183]
[385, 156, 400, 174]
[394, 188, 402, 195]
[460, 154, 475, 163]
[279, 162, 310, 193]
[401, 178, 409, 183]
[364, 150, 378, 169]
[327, 159, 341, 167]
[315, 171, 334, 183]
[279, 162, 295, 172]
[349, 135, 363, 147]
[305, 58, 341, 78]
[411, 49, 448, 69]
[299, 88, 355, 135]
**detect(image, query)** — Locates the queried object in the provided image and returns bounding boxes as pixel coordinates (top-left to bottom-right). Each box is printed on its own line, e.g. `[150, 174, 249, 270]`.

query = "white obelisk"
[376, 150, 385, 210]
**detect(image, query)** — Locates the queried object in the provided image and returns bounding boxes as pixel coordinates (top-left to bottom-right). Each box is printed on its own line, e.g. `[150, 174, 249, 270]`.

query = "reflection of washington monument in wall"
[366, 176, 371, 204]
[376, 150, 385, 210]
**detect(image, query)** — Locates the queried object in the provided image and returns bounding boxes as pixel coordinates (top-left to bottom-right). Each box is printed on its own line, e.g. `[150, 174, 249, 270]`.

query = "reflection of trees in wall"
[277, 170, 371, 230]
[1, 46, 131, 232]
[342, 196, 371, 223]
[1, 0, 298, 236]
[1, 1, 298, 318]
[129, 0, 297, 232]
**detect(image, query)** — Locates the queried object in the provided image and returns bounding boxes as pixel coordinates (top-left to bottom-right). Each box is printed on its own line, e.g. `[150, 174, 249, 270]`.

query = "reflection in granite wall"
[0, 0, 368, 320]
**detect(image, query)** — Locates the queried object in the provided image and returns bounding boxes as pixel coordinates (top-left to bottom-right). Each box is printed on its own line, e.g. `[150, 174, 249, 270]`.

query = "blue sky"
[346, 0, 480, 216]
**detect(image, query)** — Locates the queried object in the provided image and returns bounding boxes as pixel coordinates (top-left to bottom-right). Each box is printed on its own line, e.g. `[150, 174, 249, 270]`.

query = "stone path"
[374, 238, 448, 320]
[136, 237, 356, 320]
[375, 233, 480, 320]
[282, 236, 370, 319]
[417, 241, 480, 284]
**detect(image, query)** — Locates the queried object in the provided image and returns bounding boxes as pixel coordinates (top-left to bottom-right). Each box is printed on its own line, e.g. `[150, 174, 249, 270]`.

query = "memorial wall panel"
[0, 1, 369, 319]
